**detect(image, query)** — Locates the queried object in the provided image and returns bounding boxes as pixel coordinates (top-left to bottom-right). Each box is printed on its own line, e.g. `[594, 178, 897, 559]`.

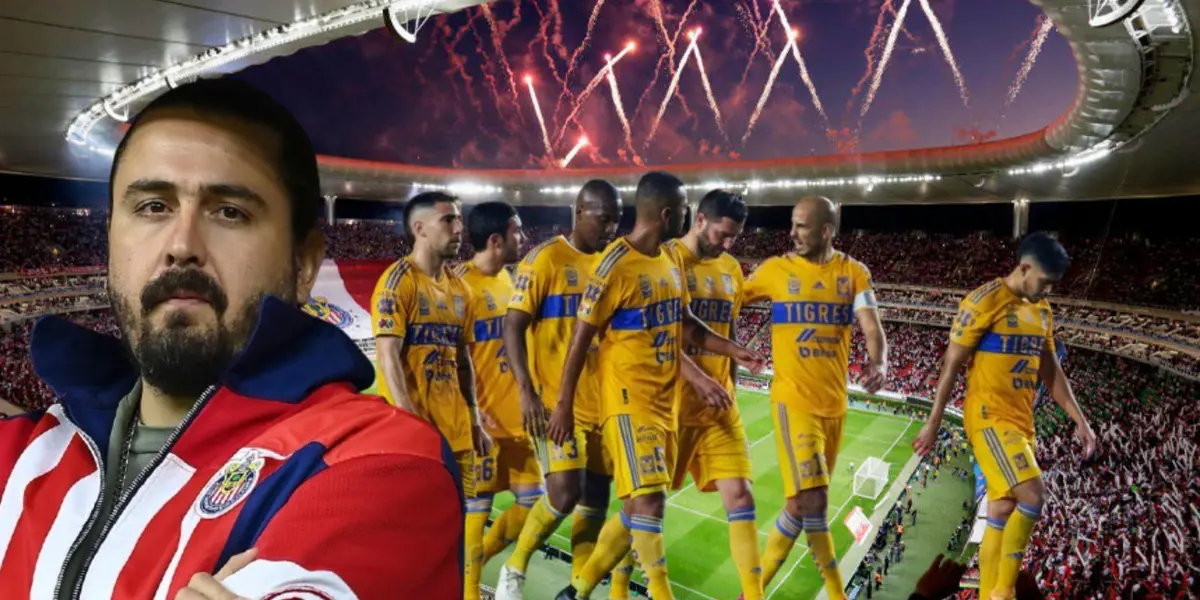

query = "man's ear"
[294, 228, 326, 302]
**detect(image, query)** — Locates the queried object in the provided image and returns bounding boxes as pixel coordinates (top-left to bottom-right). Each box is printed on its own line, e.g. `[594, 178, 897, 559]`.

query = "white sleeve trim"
[853, 290, 877, 312]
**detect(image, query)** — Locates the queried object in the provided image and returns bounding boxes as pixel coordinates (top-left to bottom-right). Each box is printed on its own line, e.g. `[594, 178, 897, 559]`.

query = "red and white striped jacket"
[0, 297, 464, 599]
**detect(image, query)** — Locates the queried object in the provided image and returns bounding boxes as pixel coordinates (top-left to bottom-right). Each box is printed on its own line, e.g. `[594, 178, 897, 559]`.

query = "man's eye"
[137, 200, 168, 214]
[217, 206, 247, 221]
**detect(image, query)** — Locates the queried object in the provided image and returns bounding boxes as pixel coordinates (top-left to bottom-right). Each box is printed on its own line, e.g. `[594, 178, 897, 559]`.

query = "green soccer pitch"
[365, 371, 920, 600]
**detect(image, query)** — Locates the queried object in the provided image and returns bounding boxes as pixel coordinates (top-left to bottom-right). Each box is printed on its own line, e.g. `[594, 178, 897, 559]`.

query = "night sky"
[236, 0, 1076, 170]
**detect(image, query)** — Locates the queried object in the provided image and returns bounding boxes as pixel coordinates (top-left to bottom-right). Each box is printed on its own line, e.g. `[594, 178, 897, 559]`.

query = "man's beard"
[111, 269, 293, 399]
[696, 233, 721, 259]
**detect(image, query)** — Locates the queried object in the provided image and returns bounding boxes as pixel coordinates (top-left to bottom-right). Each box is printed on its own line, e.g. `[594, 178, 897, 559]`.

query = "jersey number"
[477, 457, 495, 483]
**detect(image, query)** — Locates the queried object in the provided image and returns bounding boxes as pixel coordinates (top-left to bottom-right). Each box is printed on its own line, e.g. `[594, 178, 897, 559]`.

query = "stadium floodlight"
[853, 457, 889, 500]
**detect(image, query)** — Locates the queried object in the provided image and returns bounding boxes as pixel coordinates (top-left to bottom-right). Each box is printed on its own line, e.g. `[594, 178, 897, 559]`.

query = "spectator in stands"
[0, 78, 463, 599]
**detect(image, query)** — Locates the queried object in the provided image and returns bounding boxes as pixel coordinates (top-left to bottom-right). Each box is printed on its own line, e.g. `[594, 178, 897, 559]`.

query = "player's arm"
[681, 310, 765, 373]
[679, 353, 733, 410]
[456, 294, 490, 457]
[1038, 332, 1097, 457]
[915, 297, 988, 455]
[373, 276, 415, 413]
[547, 268, 614, 445]
[854, 267, 889, 393]
[740, 259, 772, 305]
[505, 260, 549, 437]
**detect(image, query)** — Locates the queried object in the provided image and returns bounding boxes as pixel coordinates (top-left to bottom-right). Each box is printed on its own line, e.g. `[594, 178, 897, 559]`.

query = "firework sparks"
[917, 0, 969, 106]
[605, 49, 637, 159]
[646, 33, 698, 144]
[556, 44, 634, 145]
[861, 0, 914, 118]
[788, 30, 828, 123]
[479, 3, 523, 109]
[1003, 15, 1054, 117]
[562, 135, 589, 168]
[743, 37, 793, 145]
[556, 0, 609, 123]
[632, 0, 699, 125]
[525, 75, 554, 161]
[689, 33, 728, 142]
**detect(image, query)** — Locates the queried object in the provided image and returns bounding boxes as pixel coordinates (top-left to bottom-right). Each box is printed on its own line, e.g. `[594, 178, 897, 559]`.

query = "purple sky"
[236, 0, 1077, 169]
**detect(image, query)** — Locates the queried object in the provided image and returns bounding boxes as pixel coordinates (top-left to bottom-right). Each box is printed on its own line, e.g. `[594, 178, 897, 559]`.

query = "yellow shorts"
[454, 449, 476, 499]
[772, 402, 844, 497]
[968, 424, 1041, 501]
[475, 437, 544, 495]
[534, 425, 611, 477]
[603, 414, 677, 499]
[673, 418, 753, 492]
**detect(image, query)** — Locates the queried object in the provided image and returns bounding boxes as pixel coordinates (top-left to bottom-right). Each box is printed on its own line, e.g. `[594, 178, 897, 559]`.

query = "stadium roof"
[0, 0, 1196, 205]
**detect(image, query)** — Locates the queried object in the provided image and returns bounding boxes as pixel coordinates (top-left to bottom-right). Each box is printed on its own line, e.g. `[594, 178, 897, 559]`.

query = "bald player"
[496, 181, 624, 600]
[550, 172, 766, 600]
[371, 191, 492, 501]
[743, 196, 888, 599]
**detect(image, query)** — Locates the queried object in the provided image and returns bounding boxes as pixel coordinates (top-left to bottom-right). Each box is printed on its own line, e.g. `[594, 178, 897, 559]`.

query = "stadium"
[0, 1, 1197, 599]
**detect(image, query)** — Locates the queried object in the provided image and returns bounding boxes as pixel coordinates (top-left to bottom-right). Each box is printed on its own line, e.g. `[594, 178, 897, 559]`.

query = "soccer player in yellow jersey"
[665, 190, 764, 599]
[550, 172, 766, 600]
[742, 196, 889, 600]
[914, 232, 1096, 600]
[454, 201, 542, 600]
[370, 191, 492, 504]
[496, 181, 624, 600]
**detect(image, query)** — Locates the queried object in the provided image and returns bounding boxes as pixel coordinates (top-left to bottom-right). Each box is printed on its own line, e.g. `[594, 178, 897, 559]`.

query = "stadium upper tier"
[0, 0, 1196, 206]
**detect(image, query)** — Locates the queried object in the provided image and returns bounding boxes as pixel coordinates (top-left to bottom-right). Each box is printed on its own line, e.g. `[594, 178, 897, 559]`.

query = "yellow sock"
[482, 491, 539, 563]
[630, 516, 673, 600]
[571, 512, 632, 598]
[802, 514, 845, 600]
[607, 551, 634, 600]
[572, 504, 607, 580]
[728, 506, 764, 600]
[505, 494, 567, 573]
[464, 495, 492, 600]
[979, 516, 1007, 598]
[992, 503, 1041, 600]
[761, 511, 802, 587]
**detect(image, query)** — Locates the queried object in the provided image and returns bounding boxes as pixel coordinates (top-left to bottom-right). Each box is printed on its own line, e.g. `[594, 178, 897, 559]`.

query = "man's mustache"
[140, 269, 229, 315]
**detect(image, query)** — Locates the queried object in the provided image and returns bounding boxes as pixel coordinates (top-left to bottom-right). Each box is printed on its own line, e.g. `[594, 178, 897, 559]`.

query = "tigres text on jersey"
[743, 252, 874, 418]
[578, 238, 689, 429]
[371, 256, 475, 451]
[508, 235, 603, 427]
[951, 278, 1056, 437]
[456, 261, 522, 439]
[665, 239, 745, 427]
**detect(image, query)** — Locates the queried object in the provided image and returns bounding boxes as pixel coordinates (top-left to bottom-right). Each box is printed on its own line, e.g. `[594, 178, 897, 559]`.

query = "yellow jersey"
[455, 261, 522, 439]
[371, 256, 475, 452]
[578, 238, 689, 430]
[743, 252, 873, 418]
[508, 236, 603, 427]
[665, 239, 745, 428]
[951, 279, 1055, 437]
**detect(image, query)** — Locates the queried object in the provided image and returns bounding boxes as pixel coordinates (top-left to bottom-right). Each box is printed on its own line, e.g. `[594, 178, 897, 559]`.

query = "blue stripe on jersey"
[610, 297, 683, 330]
[771, 301, 853, 326]
[538, 293, 582, 319]
[405, 323, 465, 346]
[978, 332, 1044, 356]
[473, 316, 504, 342]
[690, 298, 734, 325]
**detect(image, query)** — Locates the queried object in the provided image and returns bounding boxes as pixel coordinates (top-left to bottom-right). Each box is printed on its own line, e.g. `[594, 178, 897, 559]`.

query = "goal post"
[853, 457, 889, 500]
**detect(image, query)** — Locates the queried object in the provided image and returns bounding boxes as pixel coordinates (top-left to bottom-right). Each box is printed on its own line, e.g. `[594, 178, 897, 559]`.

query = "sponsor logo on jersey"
[721, 273, 734, 294]
[639, 274, 653, 299]
[788, 276, 801, 296]
[302, 296, 353, 329]
[418, 293, 431, 316]
[377, 317, 394, 331]
[837, 276, 851, 298]
[813, 280, 825, 290]
[196, 449, 267, 519]
[375, 296, 395, 316]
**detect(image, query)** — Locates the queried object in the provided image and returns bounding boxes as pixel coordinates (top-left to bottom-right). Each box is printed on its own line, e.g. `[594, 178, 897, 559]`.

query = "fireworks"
[525, 75, 554, 161]
[917, 0, 969, 107]
[1003, 15, 1055, 117]
[861, 0, 914, 118]
[562, 135, 589, 168]
[605, 52, 637, 159]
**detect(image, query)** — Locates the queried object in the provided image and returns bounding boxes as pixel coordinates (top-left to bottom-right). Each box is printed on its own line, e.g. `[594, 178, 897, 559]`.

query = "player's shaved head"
[795, 196, 837, 228]
[634, 171, 688, 240]
[573, 179, 623, 253]
[791, 196, 838, 261]
[577, 179, 620, 209]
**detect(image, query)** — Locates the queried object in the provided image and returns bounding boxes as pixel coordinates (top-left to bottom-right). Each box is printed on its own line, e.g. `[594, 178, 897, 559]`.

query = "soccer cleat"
[553, 586, 579, 600]
[495, 565, 526, 600]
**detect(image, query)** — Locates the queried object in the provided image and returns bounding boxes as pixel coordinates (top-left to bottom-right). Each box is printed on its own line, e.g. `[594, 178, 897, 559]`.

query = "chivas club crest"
[721, 273, 735, 294]
[303, 296, 353, 329]
[453, 295, 465, 318]
[196, 449, 267, 519]
[686, 270, 697, 292]
[418, 293, 431, 316]
[836, 276, 851, 298]
[566, 267, 579, 287]
[639, 274, 653, 299]
[787, 276, 801, 296]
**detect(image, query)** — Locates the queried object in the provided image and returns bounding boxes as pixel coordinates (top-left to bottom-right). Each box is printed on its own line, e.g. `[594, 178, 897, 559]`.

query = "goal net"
[853, 457, 889, 500]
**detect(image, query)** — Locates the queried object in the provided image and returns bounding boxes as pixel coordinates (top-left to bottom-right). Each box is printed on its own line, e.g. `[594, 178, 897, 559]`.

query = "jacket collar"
[31, 296, 375, 448]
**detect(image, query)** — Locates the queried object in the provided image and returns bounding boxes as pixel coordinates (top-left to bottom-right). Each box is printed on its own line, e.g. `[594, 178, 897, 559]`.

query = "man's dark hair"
[403, 191, 459, 239]
[109, 77, 320, 241]
[577, 179, 620, 205]
[467, 201, 517, 251]
[697, 189, 748, 224]
[635, 171, 685, 212]
[1018, 232, 1070, 276]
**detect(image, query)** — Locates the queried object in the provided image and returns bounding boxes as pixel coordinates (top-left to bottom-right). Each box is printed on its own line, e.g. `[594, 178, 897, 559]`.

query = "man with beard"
[0, 78, 463, 599]
[743, 196, 889, 600]
[372, 192, 491, 502]
[495, 181, 625, 600]
[452, 201, 538, 600]
[662, 190, 763, 599]
[549, 172, 766, 600]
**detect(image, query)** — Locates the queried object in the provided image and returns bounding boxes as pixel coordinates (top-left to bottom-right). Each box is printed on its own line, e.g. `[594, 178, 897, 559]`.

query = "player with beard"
[550, 172, 766, 600]
[743, 196, 889, 599]
[496, 180, 624, 600]
[0, 78, 463, 599]
[662, 190, 764, 599]
[452, 201, 539, 600]
[372, 192, 492, 504]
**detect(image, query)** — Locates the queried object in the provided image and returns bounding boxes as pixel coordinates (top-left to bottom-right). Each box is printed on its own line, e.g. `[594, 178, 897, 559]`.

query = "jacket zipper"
[53, 385, 218, 600]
